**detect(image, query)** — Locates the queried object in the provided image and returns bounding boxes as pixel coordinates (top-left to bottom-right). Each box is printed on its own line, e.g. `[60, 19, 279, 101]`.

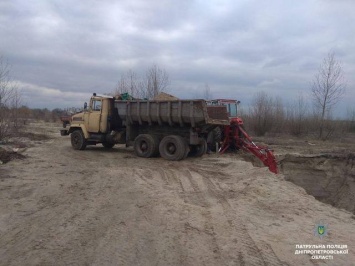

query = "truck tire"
[159, 135, 187, 161]
[71, 130, 87, 150]
[189, 138, 207, 157]
[102, 142, 115, 149]
[134, 134, 159, 158]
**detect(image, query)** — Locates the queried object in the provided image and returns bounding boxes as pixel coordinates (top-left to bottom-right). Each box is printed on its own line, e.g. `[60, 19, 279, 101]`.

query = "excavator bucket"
[265, 149, 278, 174]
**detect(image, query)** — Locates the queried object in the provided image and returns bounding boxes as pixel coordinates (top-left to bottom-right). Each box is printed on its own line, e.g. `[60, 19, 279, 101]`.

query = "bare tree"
[114, 70, 139, 97]
[249, 91, 274, 136]
[114, 66, 170, 100]
[10, 87, 22, 132]
[17, 105, 31, 125]
[203, 84, 212, 100]
[142, 65, 170, 99]
[0, 57, 16, 139]
[287, 93, 309, 136]
[311, 52, 345, 139]
[272, 96, 285, 133]
[0, 56, 24, 139]
[0, 57, 11, 106]
[346, 107, 355, 133]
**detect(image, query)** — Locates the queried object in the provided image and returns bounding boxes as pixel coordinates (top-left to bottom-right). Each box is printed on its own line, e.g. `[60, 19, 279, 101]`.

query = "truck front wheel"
[134, 134, 159, 158]
[71, 130, 87, 150]
[159, 135, 187, 161]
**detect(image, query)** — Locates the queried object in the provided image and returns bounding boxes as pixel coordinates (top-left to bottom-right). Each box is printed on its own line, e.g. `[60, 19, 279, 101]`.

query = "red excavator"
[206, 99, 278, 174]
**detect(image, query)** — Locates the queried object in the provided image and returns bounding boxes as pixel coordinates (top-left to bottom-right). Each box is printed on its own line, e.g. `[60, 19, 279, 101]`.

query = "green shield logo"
[314, 221, 328, 239]
[318, 226, 325, 235]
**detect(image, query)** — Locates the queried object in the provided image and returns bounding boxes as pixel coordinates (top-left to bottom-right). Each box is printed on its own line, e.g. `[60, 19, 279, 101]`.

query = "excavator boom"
[219, 118, 278, 174]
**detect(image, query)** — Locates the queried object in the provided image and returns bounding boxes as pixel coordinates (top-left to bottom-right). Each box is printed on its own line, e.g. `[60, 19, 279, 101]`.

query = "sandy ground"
[1, 125, 355, 265]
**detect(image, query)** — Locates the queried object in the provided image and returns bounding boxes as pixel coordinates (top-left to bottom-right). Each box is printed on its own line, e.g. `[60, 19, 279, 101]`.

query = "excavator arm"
[219, 118, 278, 174]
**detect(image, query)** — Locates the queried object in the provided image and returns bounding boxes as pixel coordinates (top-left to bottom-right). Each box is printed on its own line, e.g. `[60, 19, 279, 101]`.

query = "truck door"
[88, 98, 102, 132]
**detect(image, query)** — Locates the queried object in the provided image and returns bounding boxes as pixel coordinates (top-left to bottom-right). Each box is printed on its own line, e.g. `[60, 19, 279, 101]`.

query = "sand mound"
[153, 92, 179, 101]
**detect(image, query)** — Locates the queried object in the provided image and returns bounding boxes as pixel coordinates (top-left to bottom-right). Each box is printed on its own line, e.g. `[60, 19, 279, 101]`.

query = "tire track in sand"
[198, 166, 285, 266]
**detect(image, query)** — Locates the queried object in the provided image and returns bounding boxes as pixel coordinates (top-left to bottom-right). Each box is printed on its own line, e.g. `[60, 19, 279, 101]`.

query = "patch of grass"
[18, 131, 52, 141]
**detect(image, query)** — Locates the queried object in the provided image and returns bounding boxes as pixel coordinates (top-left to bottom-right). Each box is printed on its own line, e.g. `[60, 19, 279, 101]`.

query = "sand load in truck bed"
[114, 100, 230, 127]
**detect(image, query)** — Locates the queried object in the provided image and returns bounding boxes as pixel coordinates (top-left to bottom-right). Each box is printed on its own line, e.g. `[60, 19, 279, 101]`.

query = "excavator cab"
[206, 98, 278, 174]
[206, 99, 240, 118]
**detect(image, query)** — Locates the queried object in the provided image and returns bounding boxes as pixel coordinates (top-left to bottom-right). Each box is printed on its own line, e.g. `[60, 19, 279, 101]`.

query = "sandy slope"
[0, 133, 354, 266]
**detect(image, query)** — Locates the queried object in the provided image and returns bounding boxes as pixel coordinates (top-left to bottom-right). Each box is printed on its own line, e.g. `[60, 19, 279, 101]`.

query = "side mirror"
[84, 102, 87, 110]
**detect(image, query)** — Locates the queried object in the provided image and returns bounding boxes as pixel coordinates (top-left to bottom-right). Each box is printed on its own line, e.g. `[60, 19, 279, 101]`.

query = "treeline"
[237, 52, 351, 140]
[0, 56, 74, 140]
[0, 57, 26, 140]
[240, 91, 355, 139]
[0, 105, 72, 140]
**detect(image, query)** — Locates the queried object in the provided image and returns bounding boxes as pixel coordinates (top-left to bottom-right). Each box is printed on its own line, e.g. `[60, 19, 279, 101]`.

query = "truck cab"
[83, 95, 111, 133]
[61, 93, 124, 150]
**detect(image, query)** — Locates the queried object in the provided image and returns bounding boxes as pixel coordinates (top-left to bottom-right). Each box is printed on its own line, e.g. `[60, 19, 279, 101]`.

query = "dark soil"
[0, 131, 51, 164]
[0, 148, 26, 164]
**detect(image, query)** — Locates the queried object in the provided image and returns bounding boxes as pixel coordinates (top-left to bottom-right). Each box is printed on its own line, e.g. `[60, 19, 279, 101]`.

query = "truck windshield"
[92, 99, 102, 111]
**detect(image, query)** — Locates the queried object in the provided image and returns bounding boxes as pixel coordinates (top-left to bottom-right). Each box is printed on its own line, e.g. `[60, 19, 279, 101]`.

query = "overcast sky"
[0, 0, 354, 116]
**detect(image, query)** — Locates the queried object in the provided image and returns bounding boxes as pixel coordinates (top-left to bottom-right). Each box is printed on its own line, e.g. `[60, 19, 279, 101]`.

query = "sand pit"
[280, 153, 355, 214]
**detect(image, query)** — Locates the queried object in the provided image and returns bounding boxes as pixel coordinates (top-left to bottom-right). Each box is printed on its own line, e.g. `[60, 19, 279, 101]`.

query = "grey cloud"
[0, 0, 354, 116]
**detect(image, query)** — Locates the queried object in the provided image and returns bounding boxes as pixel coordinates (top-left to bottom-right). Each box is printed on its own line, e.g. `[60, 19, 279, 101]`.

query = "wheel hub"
[167, 143, 176, 154]
[141, 141, 147, 151]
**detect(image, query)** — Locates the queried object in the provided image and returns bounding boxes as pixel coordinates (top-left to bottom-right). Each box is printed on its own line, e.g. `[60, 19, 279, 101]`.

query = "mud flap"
[60, 129, 69, 136]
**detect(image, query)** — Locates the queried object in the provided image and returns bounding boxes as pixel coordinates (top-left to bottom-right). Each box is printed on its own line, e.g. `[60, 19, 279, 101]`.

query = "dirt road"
[1, 132, 355, 265]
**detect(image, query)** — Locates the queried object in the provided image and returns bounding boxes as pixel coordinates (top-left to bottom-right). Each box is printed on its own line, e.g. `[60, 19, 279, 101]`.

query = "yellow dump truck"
[60, 93, 229, 161]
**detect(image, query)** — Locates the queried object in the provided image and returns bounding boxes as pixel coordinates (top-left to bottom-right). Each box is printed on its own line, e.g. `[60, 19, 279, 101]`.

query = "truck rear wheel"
[159, 135, 186, 161]
[134, 134, 159, 158]
[71, 130, 87, 150]
[189, 138, 207, 157]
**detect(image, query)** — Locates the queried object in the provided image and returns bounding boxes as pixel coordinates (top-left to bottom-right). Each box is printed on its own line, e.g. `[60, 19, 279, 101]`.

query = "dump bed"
[114, 99, 229, 127]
